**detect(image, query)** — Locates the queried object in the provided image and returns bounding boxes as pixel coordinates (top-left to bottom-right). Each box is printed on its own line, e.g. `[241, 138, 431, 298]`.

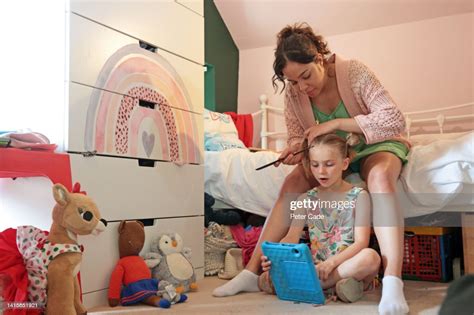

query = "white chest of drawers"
[1, 0, 205, 309]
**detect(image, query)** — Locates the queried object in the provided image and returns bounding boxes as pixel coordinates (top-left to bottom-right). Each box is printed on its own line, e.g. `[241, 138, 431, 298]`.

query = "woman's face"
[309, 144, 349, 188]
[282, 58, 326, 98]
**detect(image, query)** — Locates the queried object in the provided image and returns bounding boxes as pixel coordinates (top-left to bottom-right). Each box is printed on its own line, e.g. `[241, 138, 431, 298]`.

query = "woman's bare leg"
[360, 152, 409, 315]
[213, 164, 316, 297]
[246, 165, 317, 273]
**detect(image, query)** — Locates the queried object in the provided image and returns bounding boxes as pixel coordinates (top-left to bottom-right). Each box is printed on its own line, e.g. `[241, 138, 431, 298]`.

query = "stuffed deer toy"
[47, 183, 107, 314]
[14, 183, 107, 315]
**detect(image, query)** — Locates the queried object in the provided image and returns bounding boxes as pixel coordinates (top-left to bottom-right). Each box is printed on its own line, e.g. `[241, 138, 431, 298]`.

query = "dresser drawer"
[70, 0, 204, 64]
[68, 83, 203, 163]
[79, 217, 204, 296]
[69, 13, 204, 114]
[159, 49, 204, 115]
[70, 154, 203, 221]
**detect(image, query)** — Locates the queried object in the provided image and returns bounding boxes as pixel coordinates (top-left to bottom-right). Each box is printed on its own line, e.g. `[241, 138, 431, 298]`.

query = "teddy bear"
[108, 221, 187, 308]
[144, 233, 198, 293]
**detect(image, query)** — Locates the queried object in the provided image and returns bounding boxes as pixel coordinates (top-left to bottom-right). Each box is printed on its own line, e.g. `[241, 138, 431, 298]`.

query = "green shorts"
[349, 140, 409, 173]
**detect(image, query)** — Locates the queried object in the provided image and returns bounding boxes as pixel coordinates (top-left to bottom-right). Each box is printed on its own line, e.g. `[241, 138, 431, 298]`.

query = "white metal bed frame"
[253, 94, 474, 149]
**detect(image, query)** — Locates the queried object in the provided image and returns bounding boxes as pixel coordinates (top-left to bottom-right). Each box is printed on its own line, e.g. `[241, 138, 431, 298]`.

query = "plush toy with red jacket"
[108, 220, 187, 308]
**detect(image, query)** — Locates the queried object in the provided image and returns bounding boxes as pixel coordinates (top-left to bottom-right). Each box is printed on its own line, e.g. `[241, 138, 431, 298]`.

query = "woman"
[214, 23, 409, 315]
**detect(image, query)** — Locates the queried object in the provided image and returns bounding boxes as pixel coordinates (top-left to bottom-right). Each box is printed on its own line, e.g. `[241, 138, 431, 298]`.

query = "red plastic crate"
[369, 232, 453, 282]
[402, 233, 452, 282]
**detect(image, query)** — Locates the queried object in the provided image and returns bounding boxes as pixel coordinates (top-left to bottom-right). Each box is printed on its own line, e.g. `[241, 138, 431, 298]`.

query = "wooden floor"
[88, 276, 449, 315]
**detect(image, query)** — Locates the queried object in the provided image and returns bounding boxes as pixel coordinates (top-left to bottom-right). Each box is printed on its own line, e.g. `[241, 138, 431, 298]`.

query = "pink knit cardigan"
[284, 54, 409, 147]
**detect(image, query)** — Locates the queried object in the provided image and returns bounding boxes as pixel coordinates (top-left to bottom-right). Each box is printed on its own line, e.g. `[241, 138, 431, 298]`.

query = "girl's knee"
[360, 248, 381, 270]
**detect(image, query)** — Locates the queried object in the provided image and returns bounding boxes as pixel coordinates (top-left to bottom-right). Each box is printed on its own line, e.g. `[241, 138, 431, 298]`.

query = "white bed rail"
[404, 102, 474, 139]
[253, 94, 285, 149]
[256, 94, 473, 148]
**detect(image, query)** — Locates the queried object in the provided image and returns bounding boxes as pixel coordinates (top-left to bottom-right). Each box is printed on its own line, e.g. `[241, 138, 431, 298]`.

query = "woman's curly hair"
[272, 22, 331, 93]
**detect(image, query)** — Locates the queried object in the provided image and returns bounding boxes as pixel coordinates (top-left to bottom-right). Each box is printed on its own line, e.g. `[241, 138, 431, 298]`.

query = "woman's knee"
[366, 167, 397, 192]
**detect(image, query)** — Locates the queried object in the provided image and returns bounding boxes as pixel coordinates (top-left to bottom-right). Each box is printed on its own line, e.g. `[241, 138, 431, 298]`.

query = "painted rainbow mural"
[84, 44, 201, 164]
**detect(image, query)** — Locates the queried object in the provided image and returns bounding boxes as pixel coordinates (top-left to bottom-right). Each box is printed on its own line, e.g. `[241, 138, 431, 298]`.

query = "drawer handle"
[82, 150, 97, 157]
[138, 218, 155, 227]
[139, 40, 157, 53]
[138, 159, 155, 167]
[139, 99, 156, 110]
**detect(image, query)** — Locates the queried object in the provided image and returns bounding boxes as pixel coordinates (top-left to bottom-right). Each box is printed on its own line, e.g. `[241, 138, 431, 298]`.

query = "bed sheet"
[204, 132, 473, 218]
[205, 149, 293, 217]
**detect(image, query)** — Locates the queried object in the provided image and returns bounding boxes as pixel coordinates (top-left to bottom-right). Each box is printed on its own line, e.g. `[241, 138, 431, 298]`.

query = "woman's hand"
[316, 259, 336, 281]
[260, 255, 272, 272]
[304, 120, 339, 144]
[274, 142, 303, 167]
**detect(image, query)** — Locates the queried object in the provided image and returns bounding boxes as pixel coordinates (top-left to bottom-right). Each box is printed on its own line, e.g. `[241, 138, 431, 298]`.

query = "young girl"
[259, 134, 381, 303]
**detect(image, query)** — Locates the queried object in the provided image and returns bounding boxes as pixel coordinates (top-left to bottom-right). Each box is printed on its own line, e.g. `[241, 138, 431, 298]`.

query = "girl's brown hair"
[272, 22, 331, 93]
[301, 133, 357, 179]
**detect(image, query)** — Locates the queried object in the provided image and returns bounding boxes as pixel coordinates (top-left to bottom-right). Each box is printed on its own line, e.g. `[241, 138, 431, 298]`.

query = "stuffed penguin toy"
[145, 233, 198, 293]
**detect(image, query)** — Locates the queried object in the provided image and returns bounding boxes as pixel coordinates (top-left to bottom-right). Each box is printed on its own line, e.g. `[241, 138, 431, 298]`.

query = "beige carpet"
[89, 276, 448, 314]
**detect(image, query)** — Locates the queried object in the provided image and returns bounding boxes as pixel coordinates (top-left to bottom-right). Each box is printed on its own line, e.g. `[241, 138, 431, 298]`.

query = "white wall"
[0, 0, 67, 232]
[238, 13, 473, 148]
[0, 0, 67, 150]
[0, 178, 54, 231]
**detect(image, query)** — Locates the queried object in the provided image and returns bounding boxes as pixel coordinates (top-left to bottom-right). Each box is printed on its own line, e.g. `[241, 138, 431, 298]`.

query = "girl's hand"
[260, 255, 272, 272]
[274, 142, 303, 167]
[316, 259, 336, 281]
[304, 120, 338, 144]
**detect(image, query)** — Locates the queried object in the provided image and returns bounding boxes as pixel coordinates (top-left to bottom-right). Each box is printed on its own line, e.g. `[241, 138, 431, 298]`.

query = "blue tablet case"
[261, 241, 325, 305]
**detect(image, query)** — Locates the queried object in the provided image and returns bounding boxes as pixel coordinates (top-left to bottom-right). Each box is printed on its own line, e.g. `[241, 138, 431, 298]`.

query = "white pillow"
[203, 109, 239, 140]
[205, 134, 246, 151]
[203, 109, 247, 151]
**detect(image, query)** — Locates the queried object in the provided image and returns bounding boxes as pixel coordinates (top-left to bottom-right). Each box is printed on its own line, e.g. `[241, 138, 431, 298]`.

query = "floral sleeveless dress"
[305, 186, 363, 262]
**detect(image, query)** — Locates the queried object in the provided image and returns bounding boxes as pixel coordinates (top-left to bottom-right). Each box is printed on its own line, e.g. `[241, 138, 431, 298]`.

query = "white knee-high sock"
[212, 269, 259, 297]
[378, 276, 409, 315]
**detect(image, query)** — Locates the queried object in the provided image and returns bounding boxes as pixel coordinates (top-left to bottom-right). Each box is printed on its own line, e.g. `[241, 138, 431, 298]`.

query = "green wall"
[204, 0, 239, 113]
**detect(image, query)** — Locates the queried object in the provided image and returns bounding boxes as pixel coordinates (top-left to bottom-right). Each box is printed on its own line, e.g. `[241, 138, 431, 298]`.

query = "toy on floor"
[10, 183, 107, 315]
[145, 232, 198, 293]
[47, 183, 108, 315]
[108, 221, 187, 308]
[157, 280, 187, 305]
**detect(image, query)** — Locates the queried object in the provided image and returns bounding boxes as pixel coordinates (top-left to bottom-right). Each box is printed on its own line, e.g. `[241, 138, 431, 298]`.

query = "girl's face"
[309, 144, 349, 189]
[282, 58, 326, 98]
